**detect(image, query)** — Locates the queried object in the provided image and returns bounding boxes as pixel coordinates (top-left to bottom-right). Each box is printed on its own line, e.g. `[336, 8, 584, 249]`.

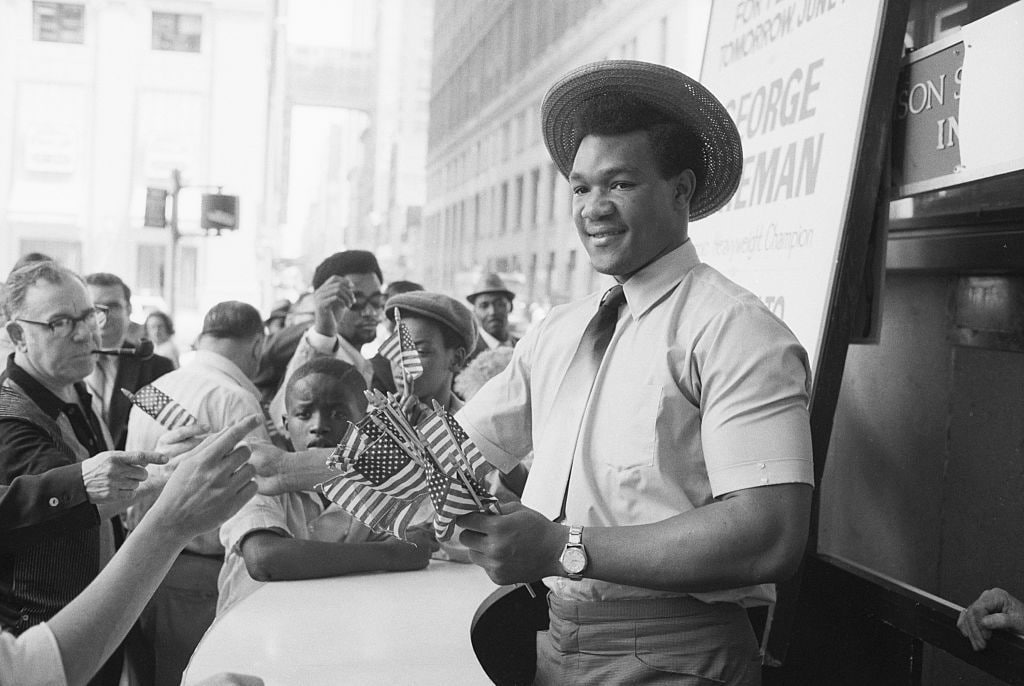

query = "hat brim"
[467, 289, 515, 304]
[541, 60, 742, 221]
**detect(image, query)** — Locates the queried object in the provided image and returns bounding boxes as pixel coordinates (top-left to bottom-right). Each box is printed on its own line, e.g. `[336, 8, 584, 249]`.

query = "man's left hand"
[457, 502, 565, 585]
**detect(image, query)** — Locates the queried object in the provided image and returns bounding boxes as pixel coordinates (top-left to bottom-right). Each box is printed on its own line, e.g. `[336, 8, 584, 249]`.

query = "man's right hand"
[82, 450, 168, 506]
[312, 275, 355, 338]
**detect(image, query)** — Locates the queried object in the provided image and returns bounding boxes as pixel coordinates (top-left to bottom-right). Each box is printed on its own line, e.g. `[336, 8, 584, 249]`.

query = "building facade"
[0, 0, 273, 340]
[422, 0, 711, 318]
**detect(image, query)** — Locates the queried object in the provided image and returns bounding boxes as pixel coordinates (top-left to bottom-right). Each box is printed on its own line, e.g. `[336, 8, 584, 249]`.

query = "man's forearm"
[255, 447, 335, 495]
[578, 483, 812, 593]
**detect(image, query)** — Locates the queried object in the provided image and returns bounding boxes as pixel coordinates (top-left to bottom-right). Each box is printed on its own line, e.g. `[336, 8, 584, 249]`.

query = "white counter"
[184, 560, 498, 685]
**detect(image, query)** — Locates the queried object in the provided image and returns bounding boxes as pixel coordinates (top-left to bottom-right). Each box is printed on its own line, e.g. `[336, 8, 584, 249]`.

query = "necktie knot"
[600, 284, 625, 311]
[595, 285, 625, 331]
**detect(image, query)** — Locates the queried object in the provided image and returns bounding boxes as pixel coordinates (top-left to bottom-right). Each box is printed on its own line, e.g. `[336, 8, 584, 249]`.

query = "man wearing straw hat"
[455, 61, 814, 684]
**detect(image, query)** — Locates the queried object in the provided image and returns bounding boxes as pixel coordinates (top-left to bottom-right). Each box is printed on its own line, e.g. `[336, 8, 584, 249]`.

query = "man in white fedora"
[455, 60, 814, 684]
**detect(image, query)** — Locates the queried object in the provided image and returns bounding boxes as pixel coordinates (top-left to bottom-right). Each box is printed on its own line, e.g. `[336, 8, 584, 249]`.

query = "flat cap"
[385, 291, 478, 352]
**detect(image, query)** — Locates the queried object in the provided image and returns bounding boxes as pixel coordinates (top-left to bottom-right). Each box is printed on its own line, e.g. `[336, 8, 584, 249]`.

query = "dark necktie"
[525, 285, 626, 520]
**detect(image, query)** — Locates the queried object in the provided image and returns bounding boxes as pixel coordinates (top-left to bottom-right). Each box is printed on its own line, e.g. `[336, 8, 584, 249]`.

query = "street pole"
[168, 168, 182, 317]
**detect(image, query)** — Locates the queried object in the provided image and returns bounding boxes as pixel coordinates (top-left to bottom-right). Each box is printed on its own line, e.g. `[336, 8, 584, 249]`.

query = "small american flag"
[122, 385, 196, 430]
[417, 409, 490, 481]
[320, 476, 423, 540]
[327, 421, 366, 469]
[348, 434, 427, 501]
[423, 455, 495, 541]
[379, 309, 423, 393]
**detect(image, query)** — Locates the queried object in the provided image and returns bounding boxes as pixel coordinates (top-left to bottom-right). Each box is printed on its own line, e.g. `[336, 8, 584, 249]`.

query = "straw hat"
[466, 273, 515, 304]
[541, 60, 742, 220]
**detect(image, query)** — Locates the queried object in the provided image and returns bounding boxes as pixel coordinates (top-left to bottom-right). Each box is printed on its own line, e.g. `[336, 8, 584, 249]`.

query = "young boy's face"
[395, 316, 463, 404]
[284, 372, 364, 449]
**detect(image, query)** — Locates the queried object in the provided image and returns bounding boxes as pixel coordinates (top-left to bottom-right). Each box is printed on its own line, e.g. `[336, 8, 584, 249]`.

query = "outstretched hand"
[82, 450, 167, 506]
[144, 415, 261, 544]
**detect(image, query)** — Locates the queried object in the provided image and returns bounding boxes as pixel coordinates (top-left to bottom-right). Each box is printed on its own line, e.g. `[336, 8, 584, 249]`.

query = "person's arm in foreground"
[48, 415, 261, 686]
[457, 482, 812, 592]
[247, 441, 334, 495]
[958, 588, 1024, 651]
[239, 527, 437, 582]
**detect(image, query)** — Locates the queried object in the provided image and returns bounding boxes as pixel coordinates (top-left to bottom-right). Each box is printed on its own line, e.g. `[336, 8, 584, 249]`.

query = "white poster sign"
[694, 0, 888, 375]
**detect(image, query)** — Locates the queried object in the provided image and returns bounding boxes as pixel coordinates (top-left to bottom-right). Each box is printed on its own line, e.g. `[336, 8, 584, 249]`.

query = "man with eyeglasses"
[84, 272, 174, 450]
[267, 250, 390, 435]
[0, 260, 167, 685]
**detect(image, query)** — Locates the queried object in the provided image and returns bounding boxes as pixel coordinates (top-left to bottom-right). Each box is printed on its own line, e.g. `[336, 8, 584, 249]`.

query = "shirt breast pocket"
[596, 382, 661, 470]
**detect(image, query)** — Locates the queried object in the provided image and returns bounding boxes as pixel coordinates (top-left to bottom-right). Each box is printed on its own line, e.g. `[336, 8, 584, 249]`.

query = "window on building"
[473, 192, 481, 241]
[513, 174, 524, 231]
[136, 245, 166, 299]
[545, 250, 556, 298]
[32, 2, 84, 44]
[500, 181, 509, 234]
[501, 120, 511, 161]
[152, 12, 202, 53]
[551, 163, 566, 221]
[529, 167, 541, 228]
[527, 252, 538, 302]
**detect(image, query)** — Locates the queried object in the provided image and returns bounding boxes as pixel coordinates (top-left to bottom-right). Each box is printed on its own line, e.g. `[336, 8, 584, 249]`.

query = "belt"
[547, 592, 738, 622]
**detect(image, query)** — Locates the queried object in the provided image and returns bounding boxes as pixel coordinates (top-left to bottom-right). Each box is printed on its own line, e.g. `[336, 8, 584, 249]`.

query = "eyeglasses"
[350, 294, 386, 312]
[17, 306, 108, 338]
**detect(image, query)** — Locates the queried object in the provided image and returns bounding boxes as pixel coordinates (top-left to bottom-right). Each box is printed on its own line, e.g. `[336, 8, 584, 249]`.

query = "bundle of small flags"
[377, 308, 423, 396]
[122, 385, 197, 430]
[319, 390, 499, 542]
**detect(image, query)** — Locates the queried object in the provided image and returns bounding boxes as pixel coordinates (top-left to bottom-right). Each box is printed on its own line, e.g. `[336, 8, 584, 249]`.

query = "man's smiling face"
[569, 130, 693, 280]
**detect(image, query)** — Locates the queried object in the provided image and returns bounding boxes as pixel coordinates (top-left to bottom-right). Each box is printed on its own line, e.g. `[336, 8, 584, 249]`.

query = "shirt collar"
[191, 350, 261, 397]
[4, 354, 94, 420]
[620, 240, 701, 320]
[478, 328, 512, 349]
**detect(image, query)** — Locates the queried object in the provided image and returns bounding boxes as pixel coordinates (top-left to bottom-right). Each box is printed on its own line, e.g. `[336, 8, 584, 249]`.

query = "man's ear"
[673, 169, 697, 210]
[5, 320, 26, 351]
[281, 416, 289, 431]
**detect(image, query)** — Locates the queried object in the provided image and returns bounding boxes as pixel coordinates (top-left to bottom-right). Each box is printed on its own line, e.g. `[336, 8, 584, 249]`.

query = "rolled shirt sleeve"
[0, 622, 67, 686]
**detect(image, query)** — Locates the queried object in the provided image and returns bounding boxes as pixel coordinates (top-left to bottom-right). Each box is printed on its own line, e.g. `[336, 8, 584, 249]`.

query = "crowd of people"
[1, 58, 1021, 686]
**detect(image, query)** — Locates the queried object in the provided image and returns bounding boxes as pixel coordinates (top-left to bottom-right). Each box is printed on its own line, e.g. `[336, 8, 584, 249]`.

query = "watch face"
[561, 546, 587, 574]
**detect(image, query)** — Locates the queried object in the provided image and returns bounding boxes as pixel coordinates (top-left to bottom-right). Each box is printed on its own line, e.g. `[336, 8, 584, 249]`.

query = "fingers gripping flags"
[318, 394, 498, 542]
[122, 385, 197, 430]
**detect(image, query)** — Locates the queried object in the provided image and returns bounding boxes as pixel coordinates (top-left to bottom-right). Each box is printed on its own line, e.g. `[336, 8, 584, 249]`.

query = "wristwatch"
[559, 525, 587, 580]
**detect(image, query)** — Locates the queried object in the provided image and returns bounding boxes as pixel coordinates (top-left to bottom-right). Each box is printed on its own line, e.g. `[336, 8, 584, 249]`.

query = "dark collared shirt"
[0, 356, 107, 474]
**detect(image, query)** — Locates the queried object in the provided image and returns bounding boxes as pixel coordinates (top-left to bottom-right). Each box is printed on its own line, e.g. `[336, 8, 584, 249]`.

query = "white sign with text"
[693, 0, 887, 375]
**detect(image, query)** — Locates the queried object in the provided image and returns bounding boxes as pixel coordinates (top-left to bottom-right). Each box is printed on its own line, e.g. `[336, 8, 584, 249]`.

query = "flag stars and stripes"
[122, 385, 196, 430]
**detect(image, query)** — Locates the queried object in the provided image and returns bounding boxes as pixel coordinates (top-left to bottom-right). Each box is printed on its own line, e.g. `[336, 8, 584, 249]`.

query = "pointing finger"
[113, 451, 168, 466]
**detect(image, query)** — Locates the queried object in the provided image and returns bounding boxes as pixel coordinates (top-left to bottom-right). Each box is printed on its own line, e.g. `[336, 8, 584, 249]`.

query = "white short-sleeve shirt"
[459, 240, 814, 606]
